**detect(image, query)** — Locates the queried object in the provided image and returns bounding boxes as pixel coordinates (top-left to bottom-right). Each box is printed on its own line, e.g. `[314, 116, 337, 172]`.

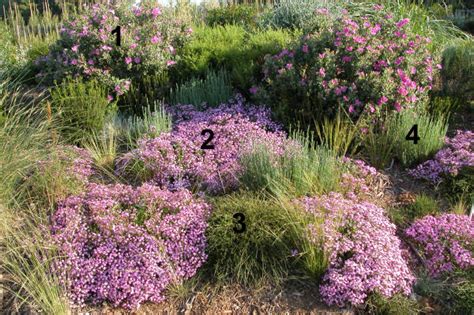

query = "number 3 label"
[233, 213, 246, 233]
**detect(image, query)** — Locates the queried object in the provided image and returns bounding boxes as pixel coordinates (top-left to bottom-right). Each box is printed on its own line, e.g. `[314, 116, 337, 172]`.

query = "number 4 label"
[405, 124, 420, 144]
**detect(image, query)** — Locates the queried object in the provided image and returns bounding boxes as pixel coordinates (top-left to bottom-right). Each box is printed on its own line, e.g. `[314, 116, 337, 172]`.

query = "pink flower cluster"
[297, 193, 414, 307]
[37, 2, 191, 98]
[260, 5, 437, 122]
[51, 183, 210, 309]
[118, 98, 290, 193]
[409, 130, 474, 183]
[405, 214, 474, 277]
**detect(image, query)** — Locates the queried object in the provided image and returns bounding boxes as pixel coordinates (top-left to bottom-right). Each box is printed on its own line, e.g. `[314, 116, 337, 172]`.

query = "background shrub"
[205, 5, 258, 27]
[259, 5, 438, 127]
[172, 25, 297, 92]
[38, 2, 191, 105]
[49, 77, 116, 144]
[170, 69, 233, 109]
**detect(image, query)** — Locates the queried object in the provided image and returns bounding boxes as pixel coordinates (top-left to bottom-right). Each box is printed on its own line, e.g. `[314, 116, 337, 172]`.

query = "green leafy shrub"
[172, 25, 297, 92]
[258, 5, 439, 127]
[37, 2, 191, 102]
[170, 69, 233, 109]
[49, 77, 117, 144]
[205, 5, 258, 27]
[428, 96, 462, 120]
[205, 193, 301, 286]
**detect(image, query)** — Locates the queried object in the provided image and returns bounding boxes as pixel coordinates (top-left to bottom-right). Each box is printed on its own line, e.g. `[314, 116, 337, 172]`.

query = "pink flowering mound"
[297, 193, 414, 307]
[36, 2, 191, 97]
[51, 183, 211, 309]
[409, 130, 474, 184]
[118, 98, 290, 193]
[259, 4, 438, 125]
[405, 214, 474, 277]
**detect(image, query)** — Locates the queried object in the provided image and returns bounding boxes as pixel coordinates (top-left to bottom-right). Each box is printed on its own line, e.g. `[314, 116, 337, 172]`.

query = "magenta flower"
[71, 44, 79, 52]
[151, 7, 161, 18]
[151, 36, 160, 44]
[166, 60, 176, 66]
[396, 18, 410, 28]
[302, 44, 309, 53]
[249, 86, 259, 94]
[133, 57, 141, 64]
[125, 57, 132, 64]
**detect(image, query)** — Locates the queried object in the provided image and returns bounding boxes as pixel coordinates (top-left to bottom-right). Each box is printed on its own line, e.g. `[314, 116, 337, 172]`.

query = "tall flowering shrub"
[297, 193, 414, 307]
[405, 214, 474, 277]
[118, 97, 291, 193]
[36, 2, 191, 98]
[51, 183, 210, 309]
[258, 5, 438, 125]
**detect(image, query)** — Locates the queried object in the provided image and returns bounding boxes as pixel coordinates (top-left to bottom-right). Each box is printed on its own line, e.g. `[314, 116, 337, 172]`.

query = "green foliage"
[0, 88, 52, 205]
[258, 0, 335, 30]
[170, 69, 233, 109]
[390, 110, 448, 167]
[364, 292, 420, 315]
[1, 204, 69, 315]
[239, 130, 342, 200]
[205, 193, 300, 287]
[49, 77, 117, 144]
[173, 25, 297, 92]
[119, 72, 170, 115]
[428, 96, 462, 120]
[389, 194, 440, 227]
[415, 269, 474, 314]
[315, 111, 361, 157]
[441, 40, 474, 103]
[441, 166, 474, 204]
[105, 102, 172, 151]
[362, 110, 448, 168]
[205, 5, 258, 27]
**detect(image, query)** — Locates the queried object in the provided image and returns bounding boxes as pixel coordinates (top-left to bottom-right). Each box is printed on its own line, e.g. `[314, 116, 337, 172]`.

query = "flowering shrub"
[36, 2, 191, 98]
[405, 214, 474, 277]
[258, 5, 438, 125]
[297, 193, 414, 307]
[51, 183, 210, 309]
[409, 130, 474, 184]
[118, 97, 290, 193]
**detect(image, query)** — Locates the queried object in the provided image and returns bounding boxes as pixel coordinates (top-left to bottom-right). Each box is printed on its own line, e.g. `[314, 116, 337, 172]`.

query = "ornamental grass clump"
[118, 97, 291, 193]
[36, 2, 192, 98]
[405, 214, 474, 277]
[297, 193, 414, 307]
[259, 5, 439, 126]
[50, 183, 211, 309]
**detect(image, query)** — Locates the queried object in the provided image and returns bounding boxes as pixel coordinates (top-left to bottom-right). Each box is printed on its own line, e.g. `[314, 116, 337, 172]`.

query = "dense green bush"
[205, 193, 300, 286]
[49, 77, 117, 144]
[205, 5, 258, 27]
[172, 25, 297, 93]
[389, 194, 440, 227]
[258, 6, 438, 127]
